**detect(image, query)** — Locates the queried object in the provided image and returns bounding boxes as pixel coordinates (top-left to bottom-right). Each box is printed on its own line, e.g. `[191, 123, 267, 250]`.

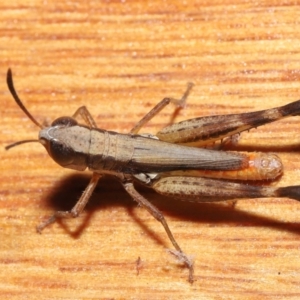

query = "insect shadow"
[43, 173, 300, 242]
[42, 174, 133, 238]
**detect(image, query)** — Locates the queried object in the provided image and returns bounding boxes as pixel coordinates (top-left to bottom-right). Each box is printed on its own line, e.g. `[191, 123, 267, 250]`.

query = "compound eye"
[49, 139, 75, 166]
[52, 116, 77, 127]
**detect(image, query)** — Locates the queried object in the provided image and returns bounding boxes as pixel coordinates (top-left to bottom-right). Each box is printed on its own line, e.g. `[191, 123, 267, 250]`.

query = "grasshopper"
[5, 69, 300, 283]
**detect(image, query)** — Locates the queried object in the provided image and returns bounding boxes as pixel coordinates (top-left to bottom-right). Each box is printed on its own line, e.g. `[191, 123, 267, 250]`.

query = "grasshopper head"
[39, 117, 89, 171]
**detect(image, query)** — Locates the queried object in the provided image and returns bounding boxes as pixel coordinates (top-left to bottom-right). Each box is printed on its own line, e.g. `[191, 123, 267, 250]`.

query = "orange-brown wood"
[1, 1, 300, 299]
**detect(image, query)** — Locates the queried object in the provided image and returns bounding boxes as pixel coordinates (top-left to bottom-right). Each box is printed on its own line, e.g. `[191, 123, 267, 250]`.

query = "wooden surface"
[1, 1, 300, 299]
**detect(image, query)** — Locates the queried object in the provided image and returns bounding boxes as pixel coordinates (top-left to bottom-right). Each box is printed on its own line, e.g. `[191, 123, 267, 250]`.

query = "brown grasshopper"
[5, 69, 300, 283]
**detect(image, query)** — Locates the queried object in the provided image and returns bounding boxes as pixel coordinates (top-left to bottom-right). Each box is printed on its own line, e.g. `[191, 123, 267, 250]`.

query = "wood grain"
[1, 0, 300, 299]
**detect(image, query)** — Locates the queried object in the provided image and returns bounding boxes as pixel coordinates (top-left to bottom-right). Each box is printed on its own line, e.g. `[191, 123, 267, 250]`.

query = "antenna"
[7, 69, 44, 129]
[5, 69, 43, 150]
